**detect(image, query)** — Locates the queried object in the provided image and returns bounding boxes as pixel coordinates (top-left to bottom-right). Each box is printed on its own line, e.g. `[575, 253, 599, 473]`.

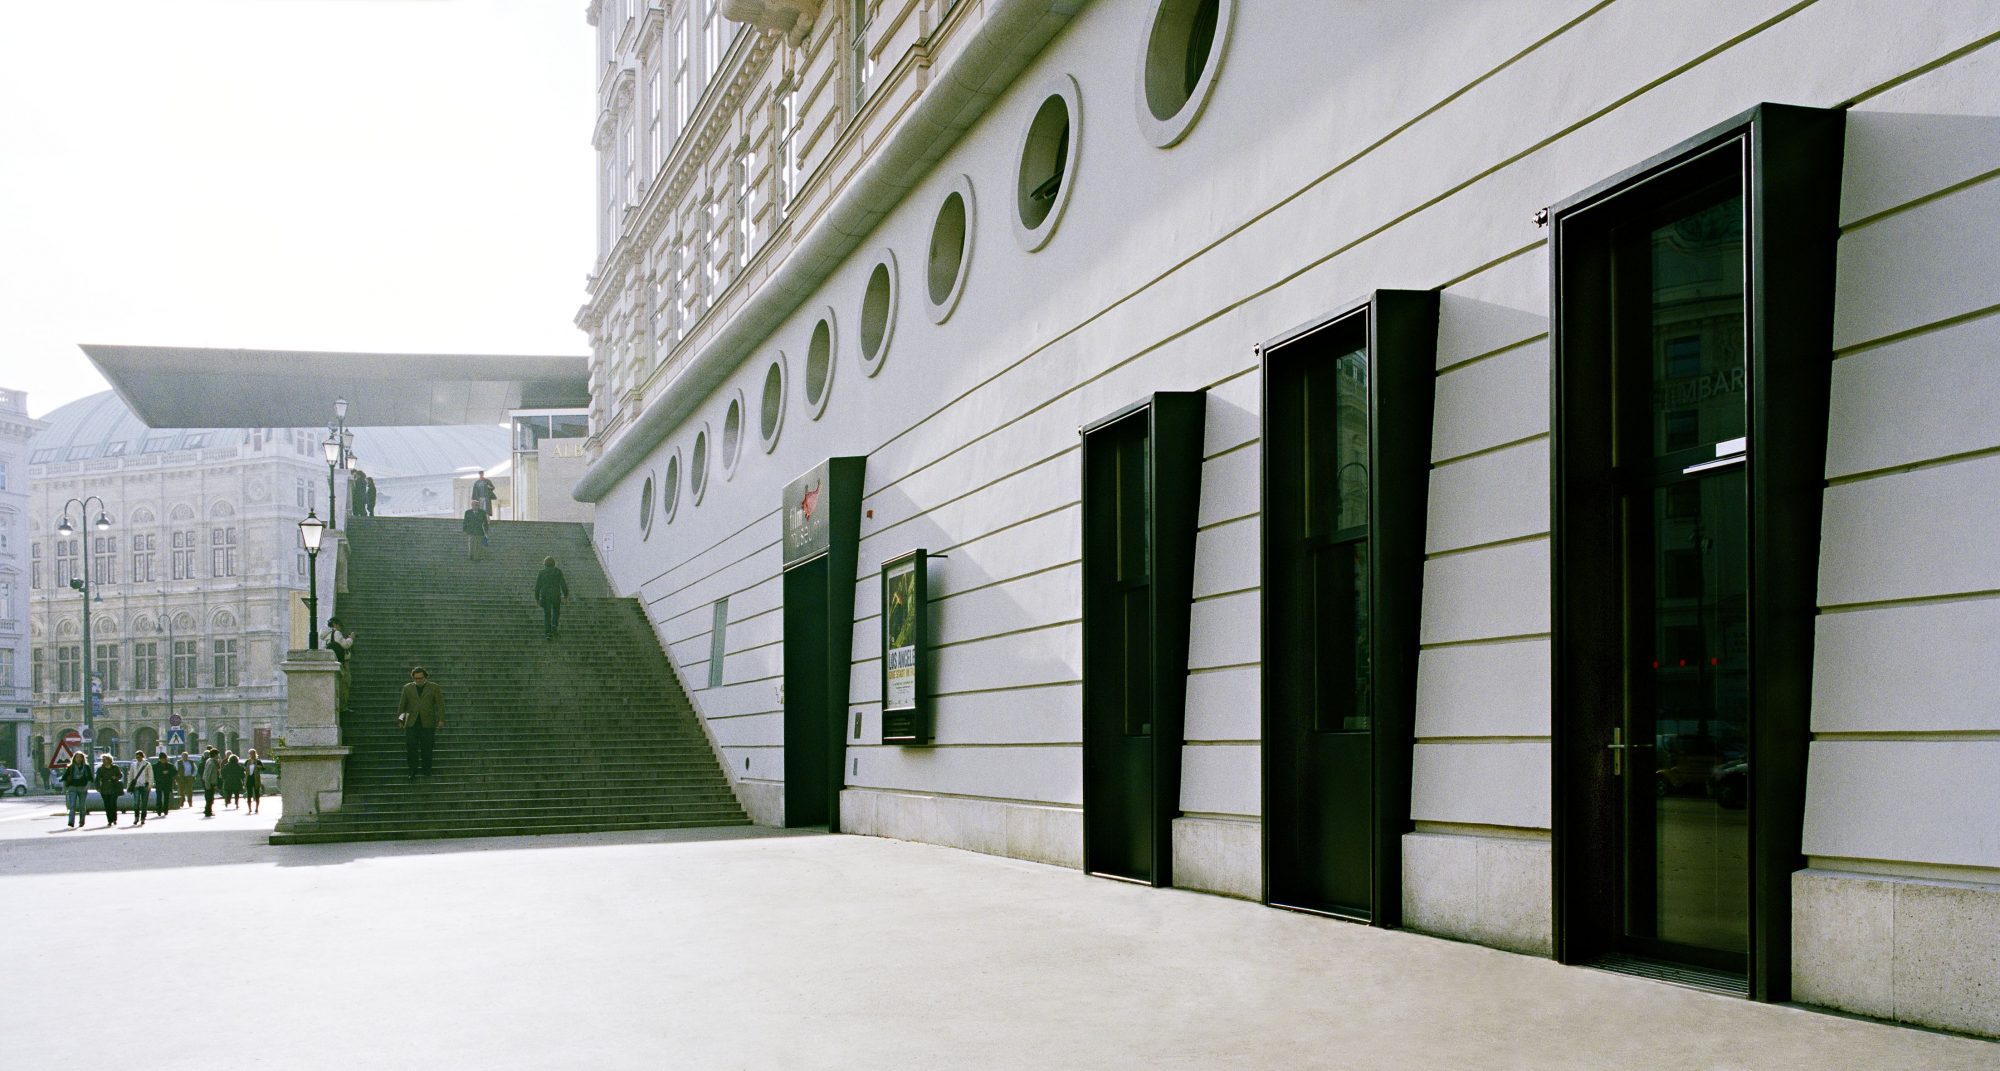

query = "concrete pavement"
[0, 797, 1993, 1070]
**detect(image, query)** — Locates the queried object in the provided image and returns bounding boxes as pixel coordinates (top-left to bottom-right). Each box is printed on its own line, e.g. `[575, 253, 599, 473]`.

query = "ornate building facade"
[25, 391, 507, 774]
[0, 388, 45, 773]
[574, 0, 2000, 1039]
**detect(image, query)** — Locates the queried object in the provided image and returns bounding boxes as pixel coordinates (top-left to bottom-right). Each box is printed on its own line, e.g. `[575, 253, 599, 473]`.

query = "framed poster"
[880, 549, 931, 744]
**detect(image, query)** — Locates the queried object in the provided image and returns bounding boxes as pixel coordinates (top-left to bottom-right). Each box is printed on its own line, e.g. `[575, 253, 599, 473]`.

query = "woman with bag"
[242, 749, 264, 815]
[126, 750, 152, 826]
[94, 753, 125, 828]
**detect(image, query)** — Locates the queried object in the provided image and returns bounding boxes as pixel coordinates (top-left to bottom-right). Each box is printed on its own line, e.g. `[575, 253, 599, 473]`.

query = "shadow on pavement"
[0, 817, 818, 878]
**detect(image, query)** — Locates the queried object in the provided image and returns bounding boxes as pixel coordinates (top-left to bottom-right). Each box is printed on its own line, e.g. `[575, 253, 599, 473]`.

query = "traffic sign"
[78, 724, 93, 744]
[49, 730, 82, 769]
[168, 712, 183, 728]
[165, 726, 187, 748]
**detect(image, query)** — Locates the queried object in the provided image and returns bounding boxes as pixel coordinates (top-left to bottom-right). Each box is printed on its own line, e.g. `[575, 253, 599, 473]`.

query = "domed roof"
[29, 391, 507, 477]
[28, 392, 243, 461]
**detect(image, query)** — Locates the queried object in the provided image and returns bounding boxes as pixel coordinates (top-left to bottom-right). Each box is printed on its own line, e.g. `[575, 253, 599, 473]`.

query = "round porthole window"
[721, 391, 745, 477]
[1013, 74, 1081, 252]
[925, 175, 975, 324]
[639, 472, 656, 540]
[661, 449, 682, 523]
[1137, 0, 1232, 148]
[690, 425, 710, 504]
[803, 309, 837, 419]
[858, 250, 897, 376]
[759, 355, 787, 452]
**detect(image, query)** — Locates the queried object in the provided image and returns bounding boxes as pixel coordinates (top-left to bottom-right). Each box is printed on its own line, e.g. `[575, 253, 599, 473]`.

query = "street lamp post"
[299, 510, 326, 651]
[324, 397, 350, 530]
[57, 498, 112, 757]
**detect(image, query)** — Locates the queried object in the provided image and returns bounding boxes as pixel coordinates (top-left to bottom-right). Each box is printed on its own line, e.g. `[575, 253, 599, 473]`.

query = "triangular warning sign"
[48, 740, 79, 769]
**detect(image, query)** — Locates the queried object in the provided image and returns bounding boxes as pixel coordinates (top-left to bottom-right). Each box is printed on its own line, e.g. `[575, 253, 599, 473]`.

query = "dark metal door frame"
[1259, 290, 1436, 925]
[1080, 392, 1206, 885]
[1549, 103, 1844, 1000]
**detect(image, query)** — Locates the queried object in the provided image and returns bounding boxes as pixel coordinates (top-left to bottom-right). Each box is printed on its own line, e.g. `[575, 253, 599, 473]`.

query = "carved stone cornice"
[722, 0, 820, 45]
[611, 66, 637, 112]
[629, 29, 776, 255]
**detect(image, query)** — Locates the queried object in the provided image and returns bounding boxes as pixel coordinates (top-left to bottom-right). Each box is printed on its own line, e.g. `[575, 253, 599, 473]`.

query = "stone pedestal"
[274, 648, 349, 832]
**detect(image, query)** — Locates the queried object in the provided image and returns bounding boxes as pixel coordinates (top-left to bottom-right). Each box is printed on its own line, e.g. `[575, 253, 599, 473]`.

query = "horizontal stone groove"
[1424, 530, 1550, 561]
[1823, 441, 2000, 488]
[1431, 430, 1550, 470]
[1834, 299, 2000, 359]
[1419, 631, 1553, 651]
[1817, 588, 2000, 615]
[1840, 164, 2000, 234]
[1435, 330, 1549, 378]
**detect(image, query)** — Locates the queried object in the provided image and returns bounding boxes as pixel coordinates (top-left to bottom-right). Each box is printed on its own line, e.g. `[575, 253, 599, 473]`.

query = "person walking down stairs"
[471, 470, 498, 520]
[535, 556, 569, 640]
[462, 505, 489, 561]
[398, 666, 446, 778]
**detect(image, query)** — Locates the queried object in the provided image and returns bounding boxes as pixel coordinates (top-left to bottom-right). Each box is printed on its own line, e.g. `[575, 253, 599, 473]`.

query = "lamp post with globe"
[56, 498, 112, 756]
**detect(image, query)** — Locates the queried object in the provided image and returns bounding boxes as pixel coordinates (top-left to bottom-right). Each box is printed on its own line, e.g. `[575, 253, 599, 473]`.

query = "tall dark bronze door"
[782, 556, 833, 828]
[1083, 413, 1157, 882]
[779, 458, 866, 831]
[1261, 292, 1433, 924]
[1552, 105, 1844, 1000]
[1081, 393, 1205, 887]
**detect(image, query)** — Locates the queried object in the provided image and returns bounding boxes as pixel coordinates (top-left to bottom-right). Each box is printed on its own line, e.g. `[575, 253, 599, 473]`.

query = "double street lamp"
[56, 497, 112, 756]
[324, 397, 350, 530]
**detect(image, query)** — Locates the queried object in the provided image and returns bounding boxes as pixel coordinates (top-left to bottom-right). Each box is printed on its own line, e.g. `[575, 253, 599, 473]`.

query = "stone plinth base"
[272, 744, 352, 831]
[1402, 830, 1553, 956]
[1172, 815, 1261, 900]
[1794, 867, 2000, 1038]
[838, 787, 1082, 869]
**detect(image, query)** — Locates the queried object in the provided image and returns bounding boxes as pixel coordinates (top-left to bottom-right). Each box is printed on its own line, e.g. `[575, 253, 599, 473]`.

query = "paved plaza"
[0, 795, 1994, 1070]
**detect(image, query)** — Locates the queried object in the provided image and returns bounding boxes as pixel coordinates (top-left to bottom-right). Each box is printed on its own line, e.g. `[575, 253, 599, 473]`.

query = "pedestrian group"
[60, 745, 267, 829]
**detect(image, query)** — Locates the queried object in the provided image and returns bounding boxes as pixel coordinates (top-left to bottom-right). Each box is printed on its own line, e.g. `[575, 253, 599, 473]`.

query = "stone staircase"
[269, 515, 748, 844]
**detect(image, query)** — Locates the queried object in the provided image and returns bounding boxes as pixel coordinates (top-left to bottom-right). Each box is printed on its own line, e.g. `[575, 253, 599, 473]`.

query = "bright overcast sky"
[0, 0, 595, 421]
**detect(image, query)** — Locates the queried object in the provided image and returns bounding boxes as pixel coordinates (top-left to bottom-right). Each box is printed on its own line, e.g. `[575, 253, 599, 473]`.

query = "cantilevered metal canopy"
[81, 345, 590, 428]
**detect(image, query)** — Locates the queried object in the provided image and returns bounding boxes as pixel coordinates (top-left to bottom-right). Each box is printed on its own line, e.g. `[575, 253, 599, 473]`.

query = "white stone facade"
[576, 0, 2000, 1037]
[0, 388, 46, 773]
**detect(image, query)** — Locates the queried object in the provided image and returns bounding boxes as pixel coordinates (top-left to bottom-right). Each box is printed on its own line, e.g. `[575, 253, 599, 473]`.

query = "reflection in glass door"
[1614, 183, 1750, 973]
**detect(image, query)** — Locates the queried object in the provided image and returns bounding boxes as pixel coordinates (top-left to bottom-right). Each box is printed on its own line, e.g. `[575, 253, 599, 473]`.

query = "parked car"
[1711, 757, 1747, 809]
[3, 768, 28, 796]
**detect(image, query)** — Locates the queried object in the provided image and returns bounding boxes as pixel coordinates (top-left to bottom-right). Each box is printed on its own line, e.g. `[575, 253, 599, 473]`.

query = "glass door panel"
[1617, 183, 1750, 972]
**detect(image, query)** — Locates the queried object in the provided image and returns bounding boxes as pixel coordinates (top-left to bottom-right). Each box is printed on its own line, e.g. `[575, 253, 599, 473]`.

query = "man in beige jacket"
[398, 666, 446, 778]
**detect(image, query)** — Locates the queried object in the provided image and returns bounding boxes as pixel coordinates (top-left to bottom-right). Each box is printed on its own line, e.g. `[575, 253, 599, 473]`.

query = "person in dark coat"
[398, 667, 446, 778]
[62, 752, 93, 828]
[362, 473, 378, 517]
[221, 751, 244, 808]
[152, 751, 176, 816]
[94, 754, 124, 828]
[462, 505, 488, 561]
[470, 470, 498, 520]
[198, 746, 221, 817]
[534, 556, 570, 640]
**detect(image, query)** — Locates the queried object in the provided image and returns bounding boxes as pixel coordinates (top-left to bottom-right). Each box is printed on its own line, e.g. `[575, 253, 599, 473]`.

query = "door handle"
[1606, 728, 1653, 775]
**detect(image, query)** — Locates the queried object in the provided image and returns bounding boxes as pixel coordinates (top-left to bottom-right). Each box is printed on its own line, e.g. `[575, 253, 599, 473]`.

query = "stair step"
[278, 518, 747, 846]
